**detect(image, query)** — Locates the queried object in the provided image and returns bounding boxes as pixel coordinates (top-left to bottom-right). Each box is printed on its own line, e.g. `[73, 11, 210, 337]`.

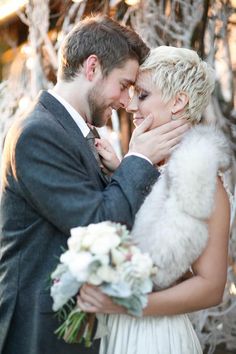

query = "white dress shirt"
[48, 89, 152, 165]
[48, 89, 89, 137]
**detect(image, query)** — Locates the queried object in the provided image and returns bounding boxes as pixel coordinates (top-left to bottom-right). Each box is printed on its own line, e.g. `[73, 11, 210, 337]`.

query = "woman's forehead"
[135, 71, 154, 91]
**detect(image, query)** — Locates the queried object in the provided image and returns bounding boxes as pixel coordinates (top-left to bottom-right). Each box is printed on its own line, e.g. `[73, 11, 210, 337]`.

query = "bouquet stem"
[84, 313, 96, 347]
[55, 307, 95, 347]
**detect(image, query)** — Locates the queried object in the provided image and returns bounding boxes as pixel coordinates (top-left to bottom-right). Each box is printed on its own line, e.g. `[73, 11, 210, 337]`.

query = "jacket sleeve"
[11, 119, 158, 235]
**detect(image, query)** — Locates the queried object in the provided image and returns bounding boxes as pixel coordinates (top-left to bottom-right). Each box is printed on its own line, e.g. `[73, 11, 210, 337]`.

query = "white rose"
[61, 250, 93, 282]
[67, 235, 82, 252]
[131, 253, 153, 279]
[94, 254, 110, 266]
[70, 222, 120, 252]
[87, 272, 103, 286]
[86, 254, 111, 285]
[88, 222, 121, 239]
[111, 248, 126, 266]
[81, 231, 98, 249]
[70, 226, 88, 239]
[129, 245, 141, 255]
[90, 233, 120, 255]
[97, 265, 118, 283]
[87, 222, 115, 236]
[60, 250, 74, 265]
[69, 227, 88, 251]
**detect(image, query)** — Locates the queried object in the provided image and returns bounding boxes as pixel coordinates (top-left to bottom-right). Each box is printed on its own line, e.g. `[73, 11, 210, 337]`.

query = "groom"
[0, 15, 188, 354]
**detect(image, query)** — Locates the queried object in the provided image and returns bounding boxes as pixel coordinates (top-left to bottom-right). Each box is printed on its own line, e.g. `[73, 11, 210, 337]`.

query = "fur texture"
[131, 125, 231, 288]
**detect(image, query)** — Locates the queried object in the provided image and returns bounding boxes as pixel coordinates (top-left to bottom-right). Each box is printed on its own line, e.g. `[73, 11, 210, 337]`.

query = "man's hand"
[128, 115, 190, 165]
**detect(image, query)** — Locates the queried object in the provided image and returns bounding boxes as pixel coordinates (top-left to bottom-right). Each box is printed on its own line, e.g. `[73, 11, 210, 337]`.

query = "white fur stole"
[131, 125, 231, 288]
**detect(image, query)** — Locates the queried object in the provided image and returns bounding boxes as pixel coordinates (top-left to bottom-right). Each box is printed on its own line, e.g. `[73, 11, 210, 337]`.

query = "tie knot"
[87, 125, 100, 139]
[86, 130, 95, 141]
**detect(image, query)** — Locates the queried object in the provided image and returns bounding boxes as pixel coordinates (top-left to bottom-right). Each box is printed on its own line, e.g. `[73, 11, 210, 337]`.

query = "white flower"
[87, 272, 103, 286]
[129, 245, 142, 255]
[94, 254, 110, 266]
[90, 234, 120, 254]
[68, 227, 88, 252]
[97, 265, 119, 283]
[86, 254, 110, 285]
[81, 232, 98, 250]
[87, 222, 118, 237]
[70, 226, 87, 239]
[131, 253, 153, 279]
[60, 250, 93, 282]
[111, 248, 126, 266]
[70, 222, 122, 254]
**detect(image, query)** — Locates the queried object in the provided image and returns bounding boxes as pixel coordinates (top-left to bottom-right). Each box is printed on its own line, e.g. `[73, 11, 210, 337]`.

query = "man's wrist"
[124, 152, 152, 165]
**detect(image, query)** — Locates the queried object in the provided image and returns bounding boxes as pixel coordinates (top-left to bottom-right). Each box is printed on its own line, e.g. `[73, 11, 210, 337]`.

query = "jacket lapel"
[37, 91, 108, 185]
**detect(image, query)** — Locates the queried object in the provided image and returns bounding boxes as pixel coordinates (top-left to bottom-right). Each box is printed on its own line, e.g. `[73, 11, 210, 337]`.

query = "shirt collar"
[48, 89, 90, 137]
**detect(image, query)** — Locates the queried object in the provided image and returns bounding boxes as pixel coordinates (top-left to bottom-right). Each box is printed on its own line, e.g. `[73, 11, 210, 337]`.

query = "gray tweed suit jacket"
[0, 91, 158, 354]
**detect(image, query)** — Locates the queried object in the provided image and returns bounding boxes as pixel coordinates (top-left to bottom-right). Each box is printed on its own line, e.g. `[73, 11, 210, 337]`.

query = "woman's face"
[127, 71, 174, 128]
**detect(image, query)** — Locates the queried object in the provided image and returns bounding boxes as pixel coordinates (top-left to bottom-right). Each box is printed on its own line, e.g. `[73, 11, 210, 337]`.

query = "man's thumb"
[135, 114, 153, 134]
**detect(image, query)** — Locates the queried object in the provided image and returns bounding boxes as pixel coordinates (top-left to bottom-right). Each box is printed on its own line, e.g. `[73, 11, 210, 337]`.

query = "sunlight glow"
[125, 0, 140, 5]
[0, 0, 28, 21]
[229, 283, 236, 296]
[19, 96, 30, 111]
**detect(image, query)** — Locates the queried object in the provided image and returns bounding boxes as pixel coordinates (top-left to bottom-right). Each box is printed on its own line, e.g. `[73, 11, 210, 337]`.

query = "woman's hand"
[77, 284, 127, 314]
[95, 138, 121, 173]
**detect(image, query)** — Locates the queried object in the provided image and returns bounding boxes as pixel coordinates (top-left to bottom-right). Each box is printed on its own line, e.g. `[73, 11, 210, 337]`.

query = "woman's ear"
[84, 55, 101, 81]
[171, 92, 189, 115]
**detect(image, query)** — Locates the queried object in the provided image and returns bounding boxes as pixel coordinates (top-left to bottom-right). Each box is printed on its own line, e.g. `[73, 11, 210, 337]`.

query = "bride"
[77, 46, 232, 354]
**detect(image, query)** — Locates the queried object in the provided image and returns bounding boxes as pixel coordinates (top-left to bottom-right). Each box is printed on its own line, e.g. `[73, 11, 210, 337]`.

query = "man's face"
[87, 59, 139, 127]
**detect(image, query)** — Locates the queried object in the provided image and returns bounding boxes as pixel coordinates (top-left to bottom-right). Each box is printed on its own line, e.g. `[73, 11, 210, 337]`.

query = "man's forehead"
[114, 59, 139, 81]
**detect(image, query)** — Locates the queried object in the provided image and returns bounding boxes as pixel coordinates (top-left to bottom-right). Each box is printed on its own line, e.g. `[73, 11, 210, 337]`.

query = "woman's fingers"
[77, 284, 126, 314]
[153, 118, 188, 135]
[79, 285, 103, 307]
[77, 295, 98, 313]
[167, 133, 186, 150]
[77, 284, 101, 312]
[163, 122, 190, 141]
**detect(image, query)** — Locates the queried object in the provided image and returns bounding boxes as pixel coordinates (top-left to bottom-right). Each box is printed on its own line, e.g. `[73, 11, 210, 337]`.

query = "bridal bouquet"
[50, 221, 155, 347]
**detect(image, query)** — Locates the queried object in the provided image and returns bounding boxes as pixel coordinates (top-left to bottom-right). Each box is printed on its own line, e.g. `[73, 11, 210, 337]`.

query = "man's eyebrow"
[121, 79, 135, 85]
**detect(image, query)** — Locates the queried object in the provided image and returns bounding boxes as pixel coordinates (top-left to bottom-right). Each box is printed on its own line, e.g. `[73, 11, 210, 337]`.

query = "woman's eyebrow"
[134, 84, 149, 92]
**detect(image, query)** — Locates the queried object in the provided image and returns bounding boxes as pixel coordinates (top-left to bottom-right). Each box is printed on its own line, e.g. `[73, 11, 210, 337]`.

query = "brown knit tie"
[86, 127, 102, 166]
[86, 127, 111, 182]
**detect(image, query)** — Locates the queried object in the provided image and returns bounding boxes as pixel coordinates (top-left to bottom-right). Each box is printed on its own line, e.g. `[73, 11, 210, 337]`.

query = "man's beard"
[87, 86, 109, 127]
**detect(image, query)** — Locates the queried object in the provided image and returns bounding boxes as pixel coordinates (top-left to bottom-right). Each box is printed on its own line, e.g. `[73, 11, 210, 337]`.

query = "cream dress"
[98, 312, 202, 354]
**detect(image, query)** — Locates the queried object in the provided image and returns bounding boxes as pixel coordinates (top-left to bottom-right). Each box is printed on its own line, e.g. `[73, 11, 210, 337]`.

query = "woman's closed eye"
[138, 92, 149, 101]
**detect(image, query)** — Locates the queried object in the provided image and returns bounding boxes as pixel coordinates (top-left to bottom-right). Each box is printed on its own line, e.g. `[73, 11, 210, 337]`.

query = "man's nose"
[126, 95, 138, 113]
[119, 91, 131, 109]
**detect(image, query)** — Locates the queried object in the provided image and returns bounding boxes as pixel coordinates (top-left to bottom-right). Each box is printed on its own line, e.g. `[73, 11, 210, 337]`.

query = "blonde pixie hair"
[140, 46, 215, 123]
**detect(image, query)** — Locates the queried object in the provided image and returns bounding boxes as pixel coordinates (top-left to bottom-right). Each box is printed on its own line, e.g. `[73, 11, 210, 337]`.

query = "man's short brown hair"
[58, 15, 150, 81]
